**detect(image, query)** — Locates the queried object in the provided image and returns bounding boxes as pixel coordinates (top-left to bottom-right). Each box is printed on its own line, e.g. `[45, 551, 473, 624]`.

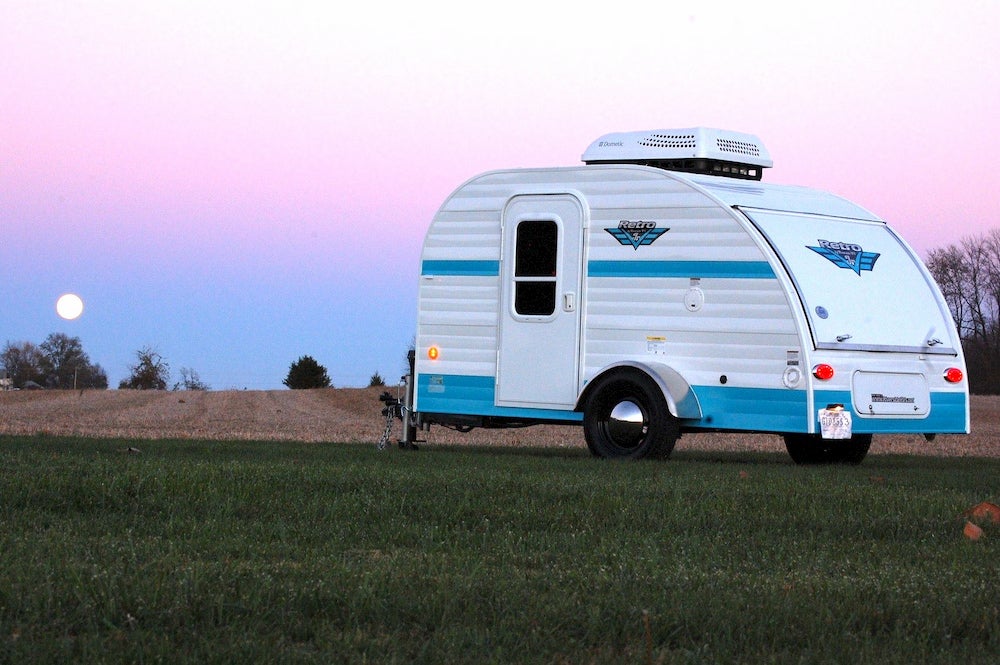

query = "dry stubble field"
[0, 387, 997, 457]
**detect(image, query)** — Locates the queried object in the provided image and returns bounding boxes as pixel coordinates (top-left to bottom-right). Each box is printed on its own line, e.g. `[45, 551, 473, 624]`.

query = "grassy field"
[1, 436, 998, 664]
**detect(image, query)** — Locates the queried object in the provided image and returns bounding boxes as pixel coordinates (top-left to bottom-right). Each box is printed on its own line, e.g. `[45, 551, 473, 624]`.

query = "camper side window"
[513, 220, 557, 316]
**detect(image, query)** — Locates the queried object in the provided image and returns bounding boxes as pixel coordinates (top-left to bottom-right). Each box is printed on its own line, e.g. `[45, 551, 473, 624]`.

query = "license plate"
[819, 407, 852, 439]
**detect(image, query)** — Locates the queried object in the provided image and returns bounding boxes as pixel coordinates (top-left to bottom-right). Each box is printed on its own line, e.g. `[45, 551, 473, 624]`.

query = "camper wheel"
[783, 433, 872, 465]
[583, 371, 679, 460]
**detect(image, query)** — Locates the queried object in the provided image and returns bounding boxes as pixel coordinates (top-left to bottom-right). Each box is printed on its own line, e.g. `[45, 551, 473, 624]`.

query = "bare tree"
[927, 230, 1000, 393]
[119, 347, 170, 390]
[926, 244, 970, 337]
[173, 367, 210, 391]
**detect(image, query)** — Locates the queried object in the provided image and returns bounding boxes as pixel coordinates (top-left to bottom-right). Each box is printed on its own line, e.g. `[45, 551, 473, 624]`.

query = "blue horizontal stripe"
[683, 385, 808, 432]
[814, 390, 968, 434]
[421, 260, 499, 276]
[416, 374, 582, 422]
[588, 260, 775, 279]
[415, 373, 967, 436]
[421, 260, 774, 279]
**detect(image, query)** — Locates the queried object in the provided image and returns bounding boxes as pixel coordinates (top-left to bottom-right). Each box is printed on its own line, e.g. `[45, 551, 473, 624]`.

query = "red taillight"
[812, 363, 835, 381]
[943, 367, 964, 383]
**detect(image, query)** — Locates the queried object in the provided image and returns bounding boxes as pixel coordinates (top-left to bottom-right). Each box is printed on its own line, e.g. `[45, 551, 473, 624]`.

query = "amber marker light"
[427, 346, 440, 361]
[943, 367, 964, 383]
[812, 363, 834, 381]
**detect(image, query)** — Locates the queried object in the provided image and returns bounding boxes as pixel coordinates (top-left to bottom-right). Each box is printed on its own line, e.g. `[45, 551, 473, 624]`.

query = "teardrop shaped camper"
[387, 127, 969, 464]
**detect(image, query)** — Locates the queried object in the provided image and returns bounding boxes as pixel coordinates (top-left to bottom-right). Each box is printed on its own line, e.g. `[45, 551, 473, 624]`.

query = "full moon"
[56, 293, 84, 320]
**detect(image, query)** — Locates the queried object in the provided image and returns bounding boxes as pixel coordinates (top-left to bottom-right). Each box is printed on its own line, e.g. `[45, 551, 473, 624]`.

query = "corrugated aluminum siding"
[581, 169, 798, 391]
[416, 166, 803, 413]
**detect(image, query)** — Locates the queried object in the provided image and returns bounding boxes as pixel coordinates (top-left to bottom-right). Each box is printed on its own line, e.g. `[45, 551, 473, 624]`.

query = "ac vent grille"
[581, 127, 773, 178]
[639, 133, 697, 149]
[716, 138, 761, 157]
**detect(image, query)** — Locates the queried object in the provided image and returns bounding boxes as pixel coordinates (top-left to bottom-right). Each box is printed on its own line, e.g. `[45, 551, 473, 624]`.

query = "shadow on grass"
[395, 440, 1000, 476]
[408, 440, 797, 467]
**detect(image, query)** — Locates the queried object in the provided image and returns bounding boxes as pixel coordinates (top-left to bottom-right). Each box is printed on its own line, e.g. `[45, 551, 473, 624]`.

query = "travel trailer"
[386, 127, 968, 464]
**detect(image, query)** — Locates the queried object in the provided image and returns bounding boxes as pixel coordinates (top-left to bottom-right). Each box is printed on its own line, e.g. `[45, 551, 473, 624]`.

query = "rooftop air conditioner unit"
[581, 127, 773, 180]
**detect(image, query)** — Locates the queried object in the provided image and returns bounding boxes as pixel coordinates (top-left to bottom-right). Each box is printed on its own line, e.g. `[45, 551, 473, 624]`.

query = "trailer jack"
[376, 350, 419, 451]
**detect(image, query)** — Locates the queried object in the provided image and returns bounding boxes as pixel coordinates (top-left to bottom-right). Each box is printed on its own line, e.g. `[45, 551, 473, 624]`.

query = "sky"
[3, 1, 999, 390]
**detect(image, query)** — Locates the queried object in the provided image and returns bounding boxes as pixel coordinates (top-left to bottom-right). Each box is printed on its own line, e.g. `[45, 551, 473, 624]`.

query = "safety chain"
[377, 390, 403, 451]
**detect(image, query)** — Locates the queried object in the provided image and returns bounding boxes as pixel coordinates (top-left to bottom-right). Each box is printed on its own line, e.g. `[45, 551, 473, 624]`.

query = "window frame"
[510, 218, 561, 321]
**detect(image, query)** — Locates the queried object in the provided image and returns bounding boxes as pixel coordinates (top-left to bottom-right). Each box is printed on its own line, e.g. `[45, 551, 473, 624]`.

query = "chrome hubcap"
[605, 400, 647, 449]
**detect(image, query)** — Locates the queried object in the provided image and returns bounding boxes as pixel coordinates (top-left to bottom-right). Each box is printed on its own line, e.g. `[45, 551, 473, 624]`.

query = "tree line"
[1, 334, 108, 389]
[1, 339, 382, 391]
[926, 228, 1000, 394]
[0, 336, 208, 391]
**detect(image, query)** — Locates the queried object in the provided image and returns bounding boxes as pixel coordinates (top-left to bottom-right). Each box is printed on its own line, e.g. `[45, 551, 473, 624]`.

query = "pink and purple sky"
[3, 1, 999, 389]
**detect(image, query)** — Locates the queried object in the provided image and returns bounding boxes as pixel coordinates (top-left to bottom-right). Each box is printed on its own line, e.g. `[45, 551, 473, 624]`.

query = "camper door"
[496, 195, 584, 409]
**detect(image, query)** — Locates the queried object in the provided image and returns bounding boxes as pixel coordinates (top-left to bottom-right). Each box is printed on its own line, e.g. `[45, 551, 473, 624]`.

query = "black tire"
[583, 371, 679, 460]
[838, 434, 873, 465]
[784, 433, 873, 465]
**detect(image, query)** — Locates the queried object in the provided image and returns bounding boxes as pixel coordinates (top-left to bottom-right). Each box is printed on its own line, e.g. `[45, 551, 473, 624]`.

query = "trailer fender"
[580, 362, 702, 420]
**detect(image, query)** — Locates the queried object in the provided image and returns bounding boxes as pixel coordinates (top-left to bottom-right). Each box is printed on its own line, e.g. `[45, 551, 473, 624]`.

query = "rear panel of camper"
[696, 178, 968, 435]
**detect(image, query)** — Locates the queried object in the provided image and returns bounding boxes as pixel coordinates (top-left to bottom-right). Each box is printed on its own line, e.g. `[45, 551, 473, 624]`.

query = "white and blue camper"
[394, 127, 969, 464]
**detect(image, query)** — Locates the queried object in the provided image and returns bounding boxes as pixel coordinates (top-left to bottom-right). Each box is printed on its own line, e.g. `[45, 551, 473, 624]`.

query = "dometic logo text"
[606, 220, 669, 250]
[807, 239, 880, 275]
[598, 141, 624, 147]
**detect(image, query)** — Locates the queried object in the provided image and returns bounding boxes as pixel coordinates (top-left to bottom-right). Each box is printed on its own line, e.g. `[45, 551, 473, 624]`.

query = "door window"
[513, 220, 558, 316]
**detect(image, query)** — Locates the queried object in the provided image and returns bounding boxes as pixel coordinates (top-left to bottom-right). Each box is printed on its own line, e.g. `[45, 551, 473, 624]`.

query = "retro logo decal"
[606, 220, 669, 250]
[807, 239, 880, 275]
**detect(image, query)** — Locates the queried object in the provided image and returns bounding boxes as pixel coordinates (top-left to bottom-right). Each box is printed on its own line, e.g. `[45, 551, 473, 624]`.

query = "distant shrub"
[368, 371, 386, 387]
[283, 355, 331, 390]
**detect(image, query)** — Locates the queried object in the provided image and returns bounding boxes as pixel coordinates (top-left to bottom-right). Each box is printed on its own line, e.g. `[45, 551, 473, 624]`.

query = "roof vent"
[582, 127, 772, 180]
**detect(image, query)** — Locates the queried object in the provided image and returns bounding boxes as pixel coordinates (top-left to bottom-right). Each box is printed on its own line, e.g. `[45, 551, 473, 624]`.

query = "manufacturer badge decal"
[606, 220, 669, 250]
[807, 239, 880, 275]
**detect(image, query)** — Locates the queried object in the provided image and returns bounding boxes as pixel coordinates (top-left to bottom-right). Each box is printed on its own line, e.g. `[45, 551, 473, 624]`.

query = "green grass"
[1, 436, 998, 664]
